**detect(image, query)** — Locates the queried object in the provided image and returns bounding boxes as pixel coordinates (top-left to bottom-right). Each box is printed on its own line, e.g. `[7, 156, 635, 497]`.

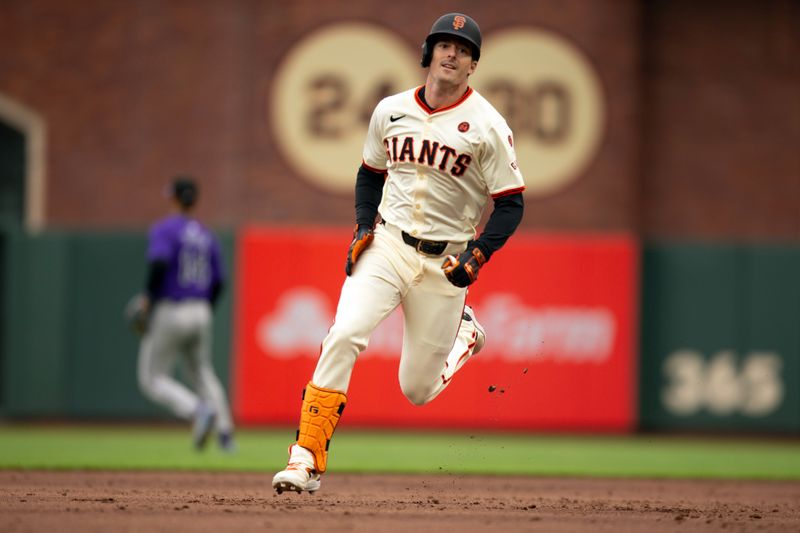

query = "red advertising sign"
[233, 226, 638, 431]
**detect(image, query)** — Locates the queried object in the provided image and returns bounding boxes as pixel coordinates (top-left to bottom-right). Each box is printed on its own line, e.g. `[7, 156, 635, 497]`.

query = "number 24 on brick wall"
[661, 350, 783, 417]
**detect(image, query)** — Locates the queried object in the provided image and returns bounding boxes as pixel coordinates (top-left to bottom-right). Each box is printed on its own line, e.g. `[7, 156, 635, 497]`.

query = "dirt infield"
[1, 471, 798, 532]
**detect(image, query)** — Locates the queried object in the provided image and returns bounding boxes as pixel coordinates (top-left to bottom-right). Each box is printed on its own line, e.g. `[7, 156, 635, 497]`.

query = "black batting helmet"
[420, 13, 482, 68]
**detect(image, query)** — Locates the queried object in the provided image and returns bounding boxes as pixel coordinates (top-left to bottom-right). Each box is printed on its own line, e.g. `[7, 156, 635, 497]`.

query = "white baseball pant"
[137, 300, 233, 433]
[312, 222, 480, 404]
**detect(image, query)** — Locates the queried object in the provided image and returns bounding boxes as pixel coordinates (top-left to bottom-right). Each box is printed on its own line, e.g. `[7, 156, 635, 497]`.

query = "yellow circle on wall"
[472, 28, 606, 196]
[271, 23, 421, 193]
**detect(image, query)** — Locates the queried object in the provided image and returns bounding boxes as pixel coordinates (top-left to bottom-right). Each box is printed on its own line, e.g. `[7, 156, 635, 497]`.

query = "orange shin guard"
[296, 382, 347, 473]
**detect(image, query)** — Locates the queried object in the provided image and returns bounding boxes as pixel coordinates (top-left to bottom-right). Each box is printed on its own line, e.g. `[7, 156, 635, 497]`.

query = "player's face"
[429, 37, 477, 85]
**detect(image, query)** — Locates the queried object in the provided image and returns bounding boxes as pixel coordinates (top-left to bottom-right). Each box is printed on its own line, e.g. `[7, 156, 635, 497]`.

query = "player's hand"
[124, 293, 151, 336]
[442, 246, 487, 287]
[345, 224, 374, 276]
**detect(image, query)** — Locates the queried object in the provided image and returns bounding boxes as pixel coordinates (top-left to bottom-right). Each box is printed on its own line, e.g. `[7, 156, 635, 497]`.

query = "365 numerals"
[661, 350, 784, 417]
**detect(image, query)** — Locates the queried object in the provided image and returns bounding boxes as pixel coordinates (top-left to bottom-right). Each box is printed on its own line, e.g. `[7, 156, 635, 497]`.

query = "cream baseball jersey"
[362, 86, 526, 243]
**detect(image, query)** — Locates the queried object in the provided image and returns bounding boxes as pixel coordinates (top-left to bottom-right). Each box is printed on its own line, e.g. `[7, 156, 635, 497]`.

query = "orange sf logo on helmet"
[453, 16, 466, 30]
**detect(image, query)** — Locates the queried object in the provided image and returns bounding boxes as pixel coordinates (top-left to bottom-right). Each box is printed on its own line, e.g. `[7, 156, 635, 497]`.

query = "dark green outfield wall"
[2, 230, 799, 433]
[0, 228, 234, 419]
[640, 243, 800, 433]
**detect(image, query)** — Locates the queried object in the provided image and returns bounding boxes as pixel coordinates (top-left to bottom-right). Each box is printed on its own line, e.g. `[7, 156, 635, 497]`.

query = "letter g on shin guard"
[296, 382, 347, 473]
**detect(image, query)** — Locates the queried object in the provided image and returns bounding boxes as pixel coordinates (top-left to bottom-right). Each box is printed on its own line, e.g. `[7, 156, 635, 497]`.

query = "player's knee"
[328, 321, 366, 348]
[321, 323, 366, 361]
[138, 373, 165, 400]
[399, 381, 434, 406]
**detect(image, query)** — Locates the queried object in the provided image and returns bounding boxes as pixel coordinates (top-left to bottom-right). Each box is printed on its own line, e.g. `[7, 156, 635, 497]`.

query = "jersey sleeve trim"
[491, 186, 526, 199]
[361, 160, 387, 174]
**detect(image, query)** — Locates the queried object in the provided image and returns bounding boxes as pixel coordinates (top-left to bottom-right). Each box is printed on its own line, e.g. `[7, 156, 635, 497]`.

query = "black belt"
[401, 231, 448, 255]
[379, 220, 449, 255]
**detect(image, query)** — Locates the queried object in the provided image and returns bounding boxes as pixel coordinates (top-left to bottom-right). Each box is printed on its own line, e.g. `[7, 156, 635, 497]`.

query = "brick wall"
[640, 0, 800, 240]
[0, 0, 797, 239]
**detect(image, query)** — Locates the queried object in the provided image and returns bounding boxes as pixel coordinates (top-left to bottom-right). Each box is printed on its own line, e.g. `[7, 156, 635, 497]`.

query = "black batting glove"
[442, 245, 487, 287]
[345, 224, 374, 276]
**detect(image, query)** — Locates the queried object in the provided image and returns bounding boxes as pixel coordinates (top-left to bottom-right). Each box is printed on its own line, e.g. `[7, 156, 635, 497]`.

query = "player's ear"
[468, 60, 478, 76]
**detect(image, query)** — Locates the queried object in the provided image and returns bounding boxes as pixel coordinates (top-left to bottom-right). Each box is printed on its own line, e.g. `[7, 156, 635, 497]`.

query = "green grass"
[0, 425, 798, 480]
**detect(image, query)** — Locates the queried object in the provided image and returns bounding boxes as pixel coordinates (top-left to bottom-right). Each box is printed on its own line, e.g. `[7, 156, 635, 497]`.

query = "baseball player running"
[273, 13, 525, 493]
[132, 177, 236, 452]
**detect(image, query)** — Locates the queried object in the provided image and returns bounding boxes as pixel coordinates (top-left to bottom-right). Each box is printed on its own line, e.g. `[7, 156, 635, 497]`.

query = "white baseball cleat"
[273, 445, 321, 494]
[272, 466, 321, 494]
[463, 305, 486, 355]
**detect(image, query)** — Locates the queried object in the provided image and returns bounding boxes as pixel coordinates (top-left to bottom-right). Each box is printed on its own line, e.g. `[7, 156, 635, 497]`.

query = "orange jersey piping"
[414, 86, 474, 115]
[491, 186, 526, 199]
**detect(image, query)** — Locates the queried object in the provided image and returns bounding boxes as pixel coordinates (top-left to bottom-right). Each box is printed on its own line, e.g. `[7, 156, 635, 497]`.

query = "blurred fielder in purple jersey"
[134, 176, 236, 452]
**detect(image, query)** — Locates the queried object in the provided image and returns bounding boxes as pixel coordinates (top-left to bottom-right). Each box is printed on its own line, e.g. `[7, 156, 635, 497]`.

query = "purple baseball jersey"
[147, 214, 224, 301]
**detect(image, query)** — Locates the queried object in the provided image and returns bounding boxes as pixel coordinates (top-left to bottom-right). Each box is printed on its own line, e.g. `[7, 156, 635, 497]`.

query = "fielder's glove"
[442, 246, 487, 287]
[345, 224, 374, 276]
[124, 293, 151, 336]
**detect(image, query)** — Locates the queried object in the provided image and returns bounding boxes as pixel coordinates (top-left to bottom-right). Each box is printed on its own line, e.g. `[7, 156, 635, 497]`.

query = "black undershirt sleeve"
[145, 259, 168, 301]
[473, 192, 525, 260]
[355, 164, 386, 227]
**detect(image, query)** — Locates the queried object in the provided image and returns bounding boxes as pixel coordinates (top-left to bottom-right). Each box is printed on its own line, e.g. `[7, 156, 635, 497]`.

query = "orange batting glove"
[345, 224, 374, 276]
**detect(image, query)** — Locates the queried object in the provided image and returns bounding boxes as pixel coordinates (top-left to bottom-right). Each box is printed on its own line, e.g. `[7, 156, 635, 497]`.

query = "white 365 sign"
[661, 350, 784, 417]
